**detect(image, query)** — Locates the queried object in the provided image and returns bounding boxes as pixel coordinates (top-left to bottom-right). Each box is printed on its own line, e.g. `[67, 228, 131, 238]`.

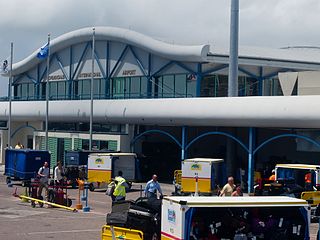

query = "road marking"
[22, 229, 101, 235]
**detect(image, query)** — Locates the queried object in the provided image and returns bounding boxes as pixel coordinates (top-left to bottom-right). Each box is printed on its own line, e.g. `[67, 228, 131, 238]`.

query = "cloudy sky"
[0, 0, 319, 95]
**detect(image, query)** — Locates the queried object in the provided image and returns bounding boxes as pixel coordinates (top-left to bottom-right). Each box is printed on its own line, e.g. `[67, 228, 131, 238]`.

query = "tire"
[64, 198, 72, 207]
[89, 183, 95, 192]
[38, 196, 44, 208]
[6, 177, 11, 184]
[48, 190, 55, 203]
[31, 201, 36, 208]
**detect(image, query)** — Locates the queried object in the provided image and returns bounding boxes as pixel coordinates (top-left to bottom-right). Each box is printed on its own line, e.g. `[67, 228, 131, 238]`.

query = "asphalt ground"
[0, 176, 174, 240]
[0, 175, 318, 240]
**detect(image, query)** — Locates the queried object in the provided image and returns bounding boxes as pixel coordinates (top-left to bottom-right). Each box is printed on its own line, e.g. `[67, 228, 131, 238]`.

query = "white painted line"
[23, 229, 101, 235]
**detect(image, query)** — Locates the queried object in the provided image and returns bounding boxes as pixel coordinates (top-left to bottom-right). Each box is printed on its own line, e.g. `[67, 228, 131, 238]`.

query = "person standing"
[145, 174, 163, 200]
[38, 161, 50, 200]
[219, 176, 236, 196]
[54, 161, 64, 185]
[112, 171, 127, 202]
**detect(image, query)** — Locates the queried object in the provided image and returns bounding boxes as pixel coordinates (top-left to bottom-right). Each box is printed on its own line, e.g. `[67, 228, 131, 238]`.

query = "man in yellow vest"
[112, 171, 127, 202]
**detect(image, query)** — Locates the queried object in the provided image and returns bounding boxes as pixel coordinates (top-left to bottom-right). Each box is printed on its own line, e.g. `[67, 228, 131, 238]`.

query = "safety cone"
[21, 187, 29, 203]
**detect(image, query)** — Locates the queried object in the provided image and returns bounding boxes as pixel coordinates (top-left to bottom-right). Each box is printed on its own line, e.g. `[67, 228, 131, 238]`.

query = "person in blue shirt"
[145, 174, 163, 199]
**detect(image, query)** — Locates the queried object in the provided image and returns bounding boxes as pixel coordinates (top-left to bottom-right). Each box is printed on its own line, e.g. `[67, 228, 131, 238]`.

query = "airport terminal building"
[2, 26, 320, 189]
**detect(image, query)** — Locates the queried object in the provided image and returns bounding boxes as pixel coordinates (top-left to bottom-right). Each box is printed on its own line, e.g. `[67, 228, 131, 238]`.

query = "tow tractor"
[102, 196, 312, 240]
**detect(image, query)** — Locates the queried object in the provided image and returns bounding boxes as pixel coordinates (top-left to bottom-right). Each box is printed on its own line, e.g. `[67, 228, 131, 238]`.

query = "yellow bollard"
[21, 187, 29, 203]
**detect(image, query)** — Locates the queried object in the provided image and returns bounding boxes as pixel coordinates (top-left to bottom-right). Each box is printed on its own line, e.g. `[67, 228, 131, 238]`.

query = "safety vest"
[113, 176, 126, 197]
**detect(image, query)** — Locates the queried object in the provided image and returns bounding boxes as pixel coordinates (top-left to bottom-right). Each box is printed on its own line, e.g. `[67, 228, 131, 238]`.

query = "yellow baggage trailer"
[88, 153, 138, 191]
[179, 158, 223, 195]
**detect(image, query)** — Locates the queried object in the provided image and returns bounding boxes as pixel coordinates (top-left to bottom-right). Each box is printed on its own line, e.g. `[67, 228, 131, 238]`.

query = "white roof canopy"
[1, 96, 320, 128]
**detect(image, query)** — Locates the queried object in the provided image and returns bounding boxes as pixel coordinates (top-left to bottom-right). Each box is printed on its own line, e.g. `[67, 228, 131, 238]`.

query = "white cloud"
[0, 0, 320, 95]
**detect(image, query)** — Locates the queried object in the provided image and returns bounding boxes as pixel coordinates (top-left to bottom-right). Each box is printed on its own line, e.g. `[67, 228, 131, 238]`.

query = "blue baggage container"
[5, 149, 50, 181]
[64, 150, 116, 166]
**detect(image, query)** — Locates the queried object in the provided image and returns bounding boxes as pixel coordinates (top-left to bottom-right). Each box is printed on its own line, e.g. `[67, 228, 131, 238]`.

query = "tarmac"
[0, 167, 318, 239]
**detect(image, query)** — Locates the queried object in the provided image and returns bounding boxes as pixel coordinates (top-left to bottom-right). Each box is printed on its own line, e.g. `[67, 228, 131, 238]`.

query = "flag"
[0, 57, 10, 75]
[37, 42, 49, 59]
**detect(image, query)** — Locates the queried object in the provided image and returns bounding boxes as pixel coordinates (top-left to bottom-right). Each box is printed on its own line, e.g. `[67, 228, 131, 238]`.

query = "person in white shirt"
[38, 161, 50, 200]
[54, 161, 64, 185]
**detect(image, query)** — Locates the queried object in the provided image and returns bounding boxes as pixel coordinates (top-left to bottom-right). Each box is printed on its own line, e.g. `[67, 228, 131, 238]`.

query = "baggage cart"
[175, 158, 223, 195]
[88, 153, 139, 191]
[101, 225, 143, 240]
[161, 196, 310, 240]
[4, 149, 50, 186]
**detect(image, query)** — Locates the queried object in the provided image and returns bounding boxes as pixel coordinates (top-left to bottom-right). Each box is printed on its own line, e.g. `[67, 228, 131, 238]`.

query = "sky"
[0, 0, 319, 95]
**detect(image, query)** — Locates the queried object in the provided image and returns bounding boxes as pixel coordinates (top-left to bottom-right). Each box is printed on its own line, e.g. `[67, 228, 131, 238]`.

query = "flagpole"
[8, 42, 13, 148]
[89, 27, 95, 151]
[45, 34, 50, 150]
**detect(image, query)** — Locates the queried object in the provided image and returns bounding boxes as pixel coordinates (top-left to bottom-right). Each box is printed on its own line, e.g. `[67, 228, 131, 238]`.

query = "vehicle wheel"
[151, 233, 158, 240]
[6, 177, 11, 184]
[48, 190, 55, 203]
[89, 183, 95, 192]
[31, 201, 36, 208]
[64, 198, 72, 207]
[38, 196, 44, 208]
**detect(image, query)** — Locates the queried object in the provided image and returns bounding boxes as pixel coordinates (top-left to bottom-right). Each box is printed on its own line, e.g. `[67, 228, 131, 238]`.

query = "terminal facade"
[2, 27, 320, 188]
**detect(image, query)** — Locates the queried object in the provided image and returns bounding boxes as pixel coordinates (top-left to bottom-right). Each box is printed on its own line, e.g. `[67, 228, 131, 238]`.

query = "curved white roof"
[1, 96, 320, 128]
[10, 27, 210, 76]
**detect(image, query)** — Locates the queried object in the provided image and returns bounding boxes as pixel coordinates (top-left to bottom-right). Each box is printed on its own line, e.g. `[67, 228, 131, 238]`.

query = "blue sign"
[168, 209, 176, 223]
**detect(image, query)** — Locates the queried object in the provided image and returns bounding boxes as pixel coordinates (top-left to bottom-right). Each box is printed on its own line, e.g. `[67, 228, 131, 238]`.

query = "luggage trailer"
[161, 196, 311, 240]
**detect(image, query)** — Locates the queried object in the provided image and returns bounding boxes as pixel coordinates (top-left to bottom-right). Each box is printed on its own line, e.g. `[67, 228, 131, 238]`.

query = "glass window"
[57, 81, 66, 99]
[187, 76, 197, 97]
[263, 78, 283, 96]
[40, 82, 46, 100]
[140, 77, 148, 98]
[201, 75, 214, 97]
[238, 76, 259, 96]
[112, 77, 125, 99]
[28, 84, 35, 99]
[162, 75, 174, 98]
[130, 77, 140, 98]
[100, 141, 108, 150]
[124, 77, 130, 99]
[100, 79, 106, 98]
[21, 84, 28, 99]
[82, 80, 91, 99]
[93, 79, 100, 98]
[14, 85, 21, 99]
[49, 82, 57, 99]
[175, 74, 187, 97]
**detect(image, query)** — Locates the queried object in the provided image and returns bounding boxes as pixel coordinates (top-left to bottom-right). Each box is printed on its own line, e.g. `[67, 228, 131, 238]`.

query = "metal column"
[196, 63, 202, 97]
[8, 42, 13, 148]
[228, 0, 239, 97]
[45, 34, 51, 150]
[181, 126, 187, 160]
[89, 27, 95, 151]
[247, 127, 254, 193]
